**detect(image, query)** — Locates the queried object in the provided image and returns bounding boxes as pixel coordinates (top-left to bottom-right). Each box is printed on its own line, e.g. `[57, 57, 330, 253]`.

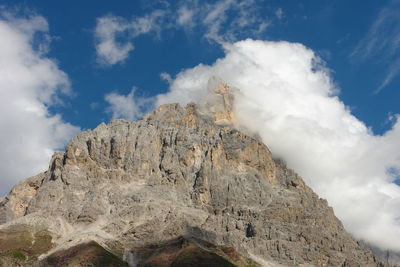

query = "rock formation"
[362, 242, 400, 266]
[0, 82, 389, 266]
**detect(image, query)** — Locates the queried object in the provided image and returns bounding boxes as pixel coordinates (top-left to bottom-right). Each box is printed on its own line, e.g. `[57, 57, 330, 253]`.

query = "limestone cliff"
[0, 84, 387, 266]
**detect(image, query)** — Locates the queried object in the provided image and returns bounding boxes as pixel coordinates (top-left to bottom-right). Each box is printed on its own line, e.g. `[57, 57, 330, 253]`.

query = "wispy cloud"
[95, 0, 272, 65]
[375, 58, 400, 94]
[275, 8, 284, 20]
[179, 0, 270, 43]
[94, 10, 166, 66]
[160, 72, 173, 84]
[176, 4, 195, 28]
[351, 0, 400, 93]
[105, 88, 153, 120]
[94, 16, 134, 66]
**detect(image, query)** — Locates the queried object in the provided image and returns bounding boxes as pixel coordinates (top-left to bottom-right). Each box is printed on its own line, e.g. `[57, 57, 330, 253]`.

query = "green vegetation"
[10, 250, 27, 260]
[31, 231, 53, 254]
[0, 225, 54, 265]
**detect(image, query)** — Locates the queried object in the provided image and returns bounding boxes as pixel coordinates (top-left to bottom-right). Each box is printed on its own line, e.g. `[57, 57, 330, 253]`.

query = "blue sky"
[1, 0, 400, 252]
[2, 0, 398, 133]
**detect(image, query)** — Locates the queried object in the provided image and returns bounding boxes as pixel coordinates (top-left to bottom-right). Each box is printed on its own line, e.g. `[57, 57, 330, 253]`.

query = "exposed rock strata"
[0, 92, 388, 266]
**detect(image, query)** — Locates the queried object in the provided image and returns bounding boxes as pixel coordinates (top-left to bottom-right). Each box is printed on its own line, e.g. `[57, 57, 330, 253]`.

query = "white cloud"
[275, 8, 284, 20]
[351, 0, 400, 93]
[177, 5, 195, 27]
[175, 0, 271, 42]
[202, 0, 234, 42]
[160, 72, 173, 84]
[374, 58, 400, 94]
[94, 16, 134, 66]
[0, 11, 80, 196]
[95, 0, 271, 64]
[105, 88, 152, 121]
[94, 10, 166, 66]
[200, 0, 270, 43]
[156, 39, 400, 252]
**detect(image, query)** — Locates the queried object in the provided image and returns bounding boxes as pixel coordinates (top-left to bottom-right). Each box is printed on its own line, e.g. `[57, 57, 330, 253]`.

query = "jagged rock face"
[0, 102, 385, 266]
[363, 242, 400, 266]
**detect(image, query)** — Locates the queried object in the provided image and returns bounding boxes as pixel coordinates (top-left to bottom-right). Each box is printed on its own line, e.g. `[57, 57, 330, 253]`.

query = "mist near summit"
[154, 39, 400, 251]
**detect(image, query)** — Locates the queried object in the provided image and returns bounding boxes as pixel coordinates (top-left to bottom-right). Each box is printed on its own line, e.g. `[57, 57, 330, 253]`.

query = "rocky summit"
[0, 82, 388, 266]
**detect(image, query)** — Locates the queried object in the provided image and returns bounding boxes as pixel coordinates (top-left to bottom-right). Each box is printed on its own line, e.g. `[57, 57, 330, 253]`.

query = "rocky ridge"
[0, 81, 388, 266]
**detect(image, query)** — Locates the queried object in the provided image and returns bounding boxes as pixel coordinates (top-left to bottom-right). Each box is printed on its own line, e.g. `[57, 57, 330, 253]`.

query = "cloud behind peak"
[157, 39, 400, 251]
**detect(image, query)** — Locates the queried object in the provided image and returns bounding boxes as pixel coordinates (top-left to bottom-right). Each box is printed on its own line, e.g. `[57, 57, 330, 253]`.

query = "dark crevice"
[246, 223, 255, 238]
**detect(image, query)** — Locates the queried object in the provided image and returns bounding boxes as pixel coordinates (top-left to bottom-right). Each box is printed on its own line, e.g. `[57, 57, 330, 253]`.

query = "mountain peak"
[0, 99, 386, 266]
[200, 76, 236, 125]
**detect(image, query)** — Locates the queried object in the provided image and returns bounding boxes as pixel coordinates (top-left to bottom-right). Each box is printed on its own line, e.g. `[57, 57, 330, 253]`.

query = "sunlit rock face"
[0, 85, 385, 266]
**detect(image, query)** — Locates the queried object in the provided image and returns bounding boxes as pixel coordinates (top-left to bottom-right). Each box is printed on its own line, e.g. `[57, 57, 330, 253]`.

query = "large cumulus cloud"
[0, 11, 80, 196]
[156, 39, 400, 251]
